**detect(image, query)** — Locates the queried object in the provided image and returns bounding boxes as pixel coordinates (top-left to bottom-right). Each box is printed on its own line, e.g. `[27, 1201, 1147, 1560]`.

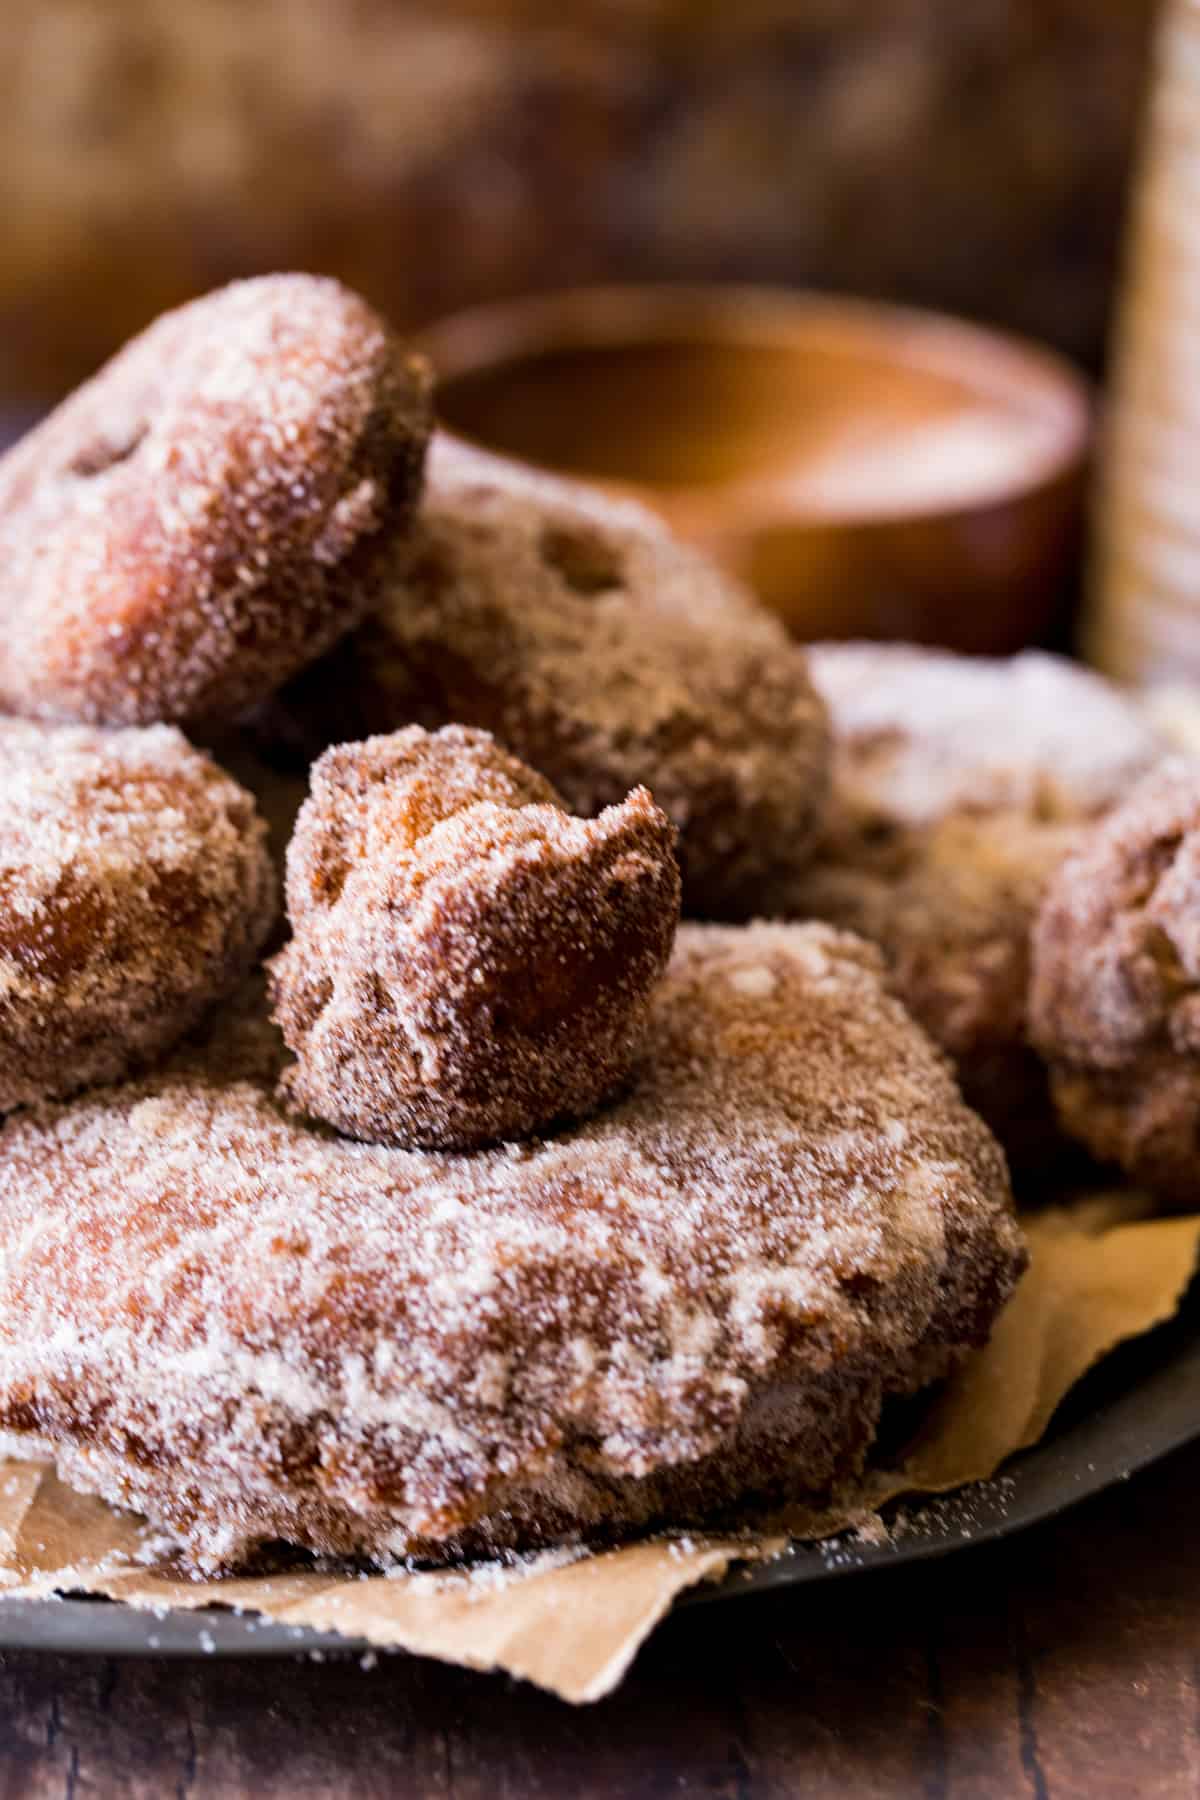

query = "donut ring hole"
[539, 522, 625, 595]
[66, 422, 149, 481]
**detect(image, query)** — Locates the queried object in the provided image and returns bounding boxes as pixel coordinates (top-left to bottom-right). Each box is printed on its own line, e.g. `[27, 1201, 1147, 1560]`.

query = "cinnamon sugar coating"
[789, 644, 1168, 1162]
[269, 725, 681, 1148]
[0, 274, 431, 727]
[789, 813, 1079, 1160]
[1029, 758, 1200, 1202]
[808, 642, 1165, 831]
[261, 440, 831, 919]
[0, 718, 275, 1108]
[0, 924, 1024, 1572]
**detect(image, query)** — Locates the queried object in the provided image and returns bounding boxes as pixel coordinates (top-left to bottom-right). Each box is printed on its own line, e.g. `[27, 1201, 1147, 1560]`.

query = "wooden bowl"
[422, 286, 1092, 651]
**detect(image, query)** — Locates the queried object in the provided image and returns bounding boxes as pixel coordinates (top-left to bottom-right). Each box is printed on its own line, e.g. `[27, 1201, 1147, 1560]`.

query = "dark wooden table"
[3, 1437, 1199, 1798]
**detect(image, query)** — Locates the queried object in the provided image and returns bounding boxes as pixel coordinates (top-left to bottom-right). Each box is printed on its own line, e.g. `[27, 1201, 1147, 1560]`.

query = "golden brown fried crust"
[0, 718, 275, 1108]
[0, 924, 1024, 1573]
[1029, 757, 1200, 1202]
[259, 439, 831, 920]
[268, 724, 682, 1149]
[0, 274, 432, 727]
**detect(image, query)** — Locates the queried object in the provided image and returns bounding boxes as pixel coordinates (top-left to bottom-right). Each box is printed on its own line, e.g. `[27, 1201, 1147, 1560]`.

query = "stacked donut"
[21, 270, 1181, 1575]
[0, 275, 431, 1105]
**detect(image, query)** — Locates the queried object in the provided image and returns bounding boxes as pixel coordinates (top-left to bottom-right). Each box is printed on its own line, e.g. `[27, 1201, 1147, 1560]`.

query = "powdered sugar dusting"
[728, 965, 778, 998]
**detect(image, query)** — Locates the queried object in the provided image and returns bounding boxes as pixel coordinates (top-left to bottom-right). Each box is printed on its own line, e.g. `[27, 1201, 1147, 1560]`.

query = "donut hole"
[539, 523, 624, 595]
[67, 423, 148, 479]
[857, 816, 902, 851]
[835, 1267, 886, 1322]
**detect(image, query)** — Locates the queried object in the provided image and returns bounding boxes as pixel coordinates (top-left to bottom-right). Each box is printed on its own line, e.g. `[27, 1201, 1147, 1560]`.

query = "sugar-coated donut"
[790, 812, 1079, 1161]
[0, 274, 431, 726]
[789, 644, 1168, 1162]
[269, 725, 681, 1148]
[0, 923, 1023, 1572]
[0, 718, 275, 1107]
[1030, 757, 1200, 1203]
[808, 642, 1165, 832]
[259, 439, 831, 920]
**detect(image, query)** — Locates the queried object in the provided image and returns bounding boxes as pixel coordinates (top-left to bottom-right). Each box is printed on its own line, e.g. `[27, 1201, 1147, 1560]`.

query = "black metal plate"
[688, 1278, 1200, 1603]
[0, 1288, 1195, 1655]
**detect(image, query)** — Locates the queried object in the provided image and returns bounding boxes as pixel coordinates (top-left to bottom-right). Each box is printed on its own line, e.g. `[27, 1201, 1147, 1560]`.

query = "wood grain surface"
[2, 1434, 1199, 1798]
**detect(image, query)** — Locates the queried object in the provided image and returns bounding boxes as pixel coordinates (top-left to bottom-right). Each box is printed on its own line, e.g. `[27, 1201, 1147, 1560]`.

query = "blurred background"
[0, 0, 1158, 406]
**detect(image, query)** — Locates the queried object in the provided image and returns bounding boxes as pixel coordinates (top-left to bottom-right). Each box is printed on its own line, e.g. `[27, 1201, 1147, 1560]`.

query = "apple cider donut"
[808, 642, 1165, 832]
[269, 724, 682, 1148]
[0, 718, 275, 1108]
[0, 274, 432, 727]
[260, 439, 831, 920]
[789, 811, 1081, 1161]
[1029, 758, 1200, 1203]
[788, 644, 1169, 1164]
[0, 922, 1024, 1572]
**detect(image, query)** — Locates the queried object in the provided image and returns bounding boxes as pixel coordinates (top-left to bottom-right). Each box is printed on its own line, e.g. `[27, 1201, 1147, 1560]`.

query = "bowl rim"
[419, 282, 1093, 526]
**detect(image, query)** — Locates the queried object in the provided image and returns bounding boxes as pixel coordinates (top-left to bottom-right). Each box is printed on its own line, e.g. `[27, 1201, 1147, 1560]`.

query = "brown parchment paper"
[0, 1196, 1196, 1704]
